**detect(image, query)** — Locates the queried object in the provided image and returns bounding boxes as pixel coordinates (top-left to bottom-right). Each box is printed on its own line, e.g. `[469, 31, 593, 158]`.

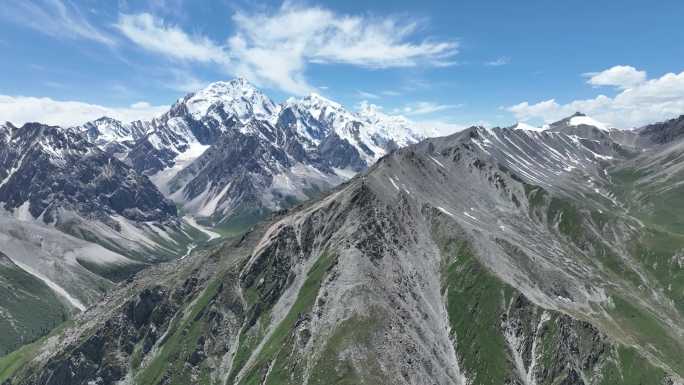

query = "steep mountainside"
[4, 121, 683, 385]
[0, 122, 198, 260]
[608, 114, 684, 149]
[0, 122, 175, 223]
[79, 117, 146, 157]
[0, 122, 209, 353]
[636, 114, 684, 146]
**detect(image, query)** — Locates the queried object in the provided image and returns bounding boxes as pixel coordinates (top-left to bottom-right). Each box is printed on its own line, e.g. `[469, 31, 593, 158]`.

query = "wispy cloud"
[381, 90, 402, 96]
[0, 95, 168, 126]
[507, 65, 684, 128]
[147, 0, 187, 19]
[357, 91, 380, 99]
[485, 56, 510, 67]
[357, 101, 468, 136]
[3, 0, 116, 46]
[116, 13, 228, 64]
[115, 2, 457, 95]
[395, 101, 463, 116]
[412, 120, 468, 136]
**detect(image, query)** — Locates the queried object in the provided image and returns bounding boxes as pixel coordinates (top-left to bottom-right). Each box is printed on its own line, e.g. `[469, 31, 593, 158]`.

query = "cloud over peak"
[115, 3, 457, 95]
[116, 13, 228, 64]
[585, 65, 646, 89]
[395, 101, 463, 116]
[508, 66, 684, 128]
[0, 95, 168, 127]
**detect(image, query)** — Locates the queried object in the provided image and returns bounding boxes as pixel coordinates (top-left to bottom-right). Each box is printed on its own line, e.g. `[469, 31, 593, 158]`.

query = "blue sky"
[2, 0, 684, 132]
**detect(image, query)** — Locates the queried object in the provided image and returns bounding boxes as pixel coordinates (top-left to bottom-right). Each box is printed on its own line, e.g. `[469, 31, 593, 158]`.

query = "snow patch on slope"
[513, 122, 545, 132]
[178, 181, 232, 219]
[13, 201, 32, 222]
[332, 167, 357, 180]
[183, 215, 220, 241]
[265, 163, 343, 209]
[0, 213, 138, 312]
[10, 259, 86, 311]
[0, 152, 28, 190]
[357, 102, 424, 147]
[569, 115, 608, 131]
[150, 141, 210, 195]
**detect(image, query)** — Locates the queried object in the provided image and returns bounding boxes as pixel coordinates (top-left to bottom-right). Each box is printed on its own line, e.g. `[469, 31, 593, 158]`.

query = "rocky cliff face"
[3, 122, 682, 385]
[636, 114, 684, 146]
[0, 122, 176, 224]
[0, 122, 196, 261]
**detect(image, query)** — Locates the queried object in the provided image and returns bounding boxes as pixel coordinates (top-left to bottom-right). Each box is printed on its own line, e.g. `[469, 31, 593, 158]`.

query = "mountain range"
[0, 89, 683, 384]
[0, 79, 425, 353]
[76, 78, 424, 230]
[2, 77, 684, 384]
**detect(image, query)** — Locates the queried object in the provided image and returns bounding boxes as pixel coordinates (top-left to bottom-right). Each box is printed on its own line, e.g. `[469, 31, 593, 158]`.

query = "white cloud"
[485, 56, 510, 67]
[228, 3, 456, 94]
[3, 0, 115, 46]
[0, 95, 168, 127]
[357, 91, 380, 99]
[585, 65, 646, 89]
[412, 120, 468, 136]
[396, 101, 463, 116]
[381, 90, 401, 96]
[358, 100, 468, 137]
[116, 13, 229, 64]
[508, 99, 562, 121]
[116, 3, 457, 95]
[507, 67, 684, 128]
[130, 101, 152, 109]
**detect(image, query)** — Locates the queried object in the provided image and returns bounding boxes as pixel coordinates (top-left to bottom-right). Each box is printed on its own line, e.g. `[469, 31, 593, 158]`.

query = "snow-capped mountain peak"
[78, 116, 144, 145]
[546, 112, 611, 135]
[282, 94, 423, 164]
[71, 79, 427, 225]
[356, 100, 383, 117]
[290, 92, 351, 122]
[511, 121, 545, 132]
[184, 78, 279, 122]
[302, 92, 344, 109]
[357, 101, 424, 147]
[567, 113, 609, 131]
[281, 92, 359, 145]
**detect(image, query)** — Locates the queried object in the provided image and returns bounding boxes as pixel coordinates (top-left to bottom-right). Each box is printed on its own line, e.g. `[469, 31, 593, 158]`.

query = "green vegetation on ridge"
[237, 252, 337, 385]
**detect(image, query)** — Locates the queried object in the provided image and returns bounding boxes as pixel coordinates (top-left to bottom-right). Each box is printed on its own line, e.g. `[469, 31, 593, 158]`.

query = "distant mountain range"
[74, 78, 424, 229]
